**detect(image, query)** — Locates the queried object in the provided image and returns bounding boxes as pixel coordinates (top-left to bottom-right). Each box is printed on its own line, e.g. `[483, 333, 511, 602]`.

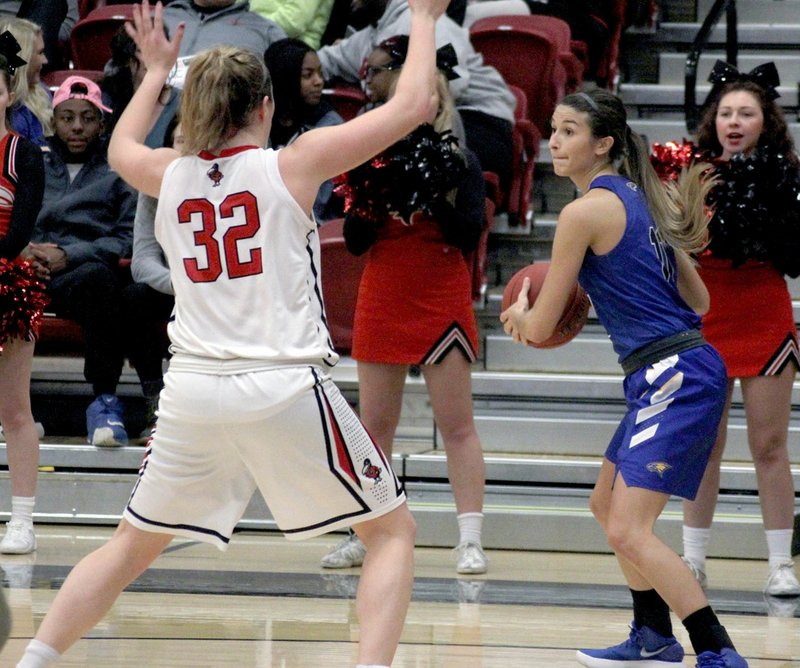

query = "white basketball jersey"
[155, 146, 338, 368]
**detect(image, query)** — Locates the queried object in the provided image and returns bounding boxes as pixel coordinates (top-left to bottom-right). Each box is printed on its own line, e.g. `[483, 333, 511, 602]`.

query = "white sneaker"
[320, 533, 366, 569]
[764, 593, 800, 617]
[0, 521, 36, 555]
[682, 556, 708, 589]
[764, 560, 800, 596]
[454, 541, 488, 574]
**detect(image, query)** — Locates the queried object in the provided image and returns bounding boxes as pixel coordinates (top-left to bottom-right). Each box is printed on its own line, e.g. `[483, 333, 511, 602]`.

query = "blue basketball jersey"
[578, 175, 700, 363]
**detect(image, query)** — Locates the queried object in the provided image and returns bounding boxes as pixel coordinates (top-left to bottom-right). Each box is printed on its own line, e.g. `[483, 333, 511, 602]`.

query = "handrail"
[685, 0, 738, 133]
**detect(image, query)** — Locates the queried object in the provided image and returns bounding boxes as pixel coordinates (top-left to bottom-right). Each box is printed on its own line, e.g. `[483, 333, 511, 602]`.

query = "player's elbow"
[692, 297, 710, 316]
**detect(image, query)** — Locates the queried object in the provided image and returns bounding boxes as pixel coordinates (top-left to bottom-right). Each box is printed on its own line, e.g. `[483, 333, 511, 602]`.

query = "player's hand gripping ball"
[501, 262, 590, 348]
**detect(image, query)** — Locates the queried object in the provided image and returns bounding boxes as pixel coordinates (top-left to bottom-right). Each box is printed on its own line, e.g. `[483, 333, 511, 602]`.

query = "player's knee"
[394, 506, 417, 544]
[751, 432, 789, 465]
[604, 520, 640, 562]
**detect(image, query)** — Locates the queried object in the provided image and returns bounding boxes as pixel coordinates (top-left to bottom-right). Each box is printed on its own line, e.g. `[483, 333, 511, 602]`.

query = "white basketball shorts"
[123, 364, 405, 549]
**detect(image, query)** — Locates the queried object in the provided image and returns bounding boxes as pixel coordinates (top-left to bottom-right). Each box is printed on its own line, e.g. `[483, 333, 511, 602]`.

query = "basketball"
[501, 262, 590, 348]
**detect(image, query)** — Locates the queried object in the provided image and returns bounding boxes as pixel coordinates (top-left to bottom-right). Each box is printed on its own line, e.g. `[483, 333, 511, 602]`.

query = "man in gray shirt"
[318, 0, 516, 199]
[162, 0, 287, 58]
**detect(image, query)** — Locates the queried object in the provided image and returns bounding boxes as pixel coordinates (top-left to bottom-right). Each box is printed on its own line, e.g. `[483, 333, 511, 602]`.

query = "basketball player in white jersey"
[15, 2, 447, 667]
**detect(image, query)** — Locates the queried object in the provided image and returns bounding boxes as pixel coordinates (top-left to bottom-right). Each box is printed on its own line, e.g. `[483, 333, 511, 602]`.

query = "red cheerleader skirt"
[352, 214, 478, 365]
[699, 256, 799, 377]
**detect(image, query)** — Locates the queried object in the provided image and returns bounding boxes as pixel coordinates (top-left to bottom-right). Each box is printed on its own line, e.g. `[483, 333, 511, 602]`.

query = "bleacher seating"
[463, 0, 530, 28]
[70, 4, 136, 71]
[464, 197, 496, 304]
[319, 219, 367, 355]
[505, 84, 539, 227]
[587, 0, 626, 88]
[469, 15, 565, 139]
[322, 84, 367, 122]
[522, 14, 585, 94]
[41, 69, 103, 91]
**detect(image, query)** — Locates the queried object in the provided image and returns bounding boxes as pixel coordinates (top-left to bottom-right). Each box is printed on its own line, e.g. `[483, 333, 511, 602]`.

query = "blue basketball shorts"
[605, 344, 727, 500]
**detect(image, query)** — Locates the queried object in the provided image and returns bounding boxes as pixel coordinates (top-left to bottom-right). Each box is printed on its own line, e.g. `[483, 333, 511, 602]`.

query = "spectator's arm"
[108, 3, 182, 196]
[58, 0, 78, 43]
[0, 138, 45, 259]
[131, 192, 174, 295]
[61, 181, 135, 269]
[317, 28, 375, 83]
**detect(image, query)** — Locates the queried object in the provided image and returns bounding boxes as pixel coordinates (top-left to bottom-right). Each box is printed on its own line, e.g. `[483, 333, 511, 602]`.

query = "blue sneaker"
[576, 623, 685, 666]
[695, 648, 748, 667]
[87, 394, 128, 447]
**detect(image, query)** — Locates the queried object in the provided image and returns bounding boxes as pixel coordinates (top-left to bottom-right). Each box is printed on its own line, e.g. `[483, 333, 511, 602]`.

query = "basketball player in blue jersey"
[501, 88, 749, 668]
[14, 2, 449, 667]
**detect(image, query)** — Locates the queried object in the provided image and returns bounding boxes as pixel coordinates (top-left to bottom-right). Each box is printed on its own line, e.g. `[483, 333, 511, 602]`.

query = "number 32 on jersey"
[178, 191, 263, 283]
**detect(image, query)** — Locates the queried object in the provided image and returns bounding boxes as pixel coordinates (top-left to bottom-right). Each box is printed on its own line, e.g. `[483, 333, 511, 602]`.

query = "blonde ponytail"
[621, 129, 715, 254]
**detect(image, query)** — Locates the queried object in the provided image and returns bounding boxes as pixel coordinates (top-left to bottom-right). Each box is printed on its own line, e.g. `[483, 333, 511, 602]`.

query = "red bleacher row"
[38, 2, 626, 354]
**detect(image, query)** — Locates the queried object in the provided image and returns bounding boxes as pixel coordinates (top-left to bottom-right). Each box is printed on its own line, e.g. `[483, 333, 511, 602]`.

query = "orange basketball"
[501, 262, 590, 348]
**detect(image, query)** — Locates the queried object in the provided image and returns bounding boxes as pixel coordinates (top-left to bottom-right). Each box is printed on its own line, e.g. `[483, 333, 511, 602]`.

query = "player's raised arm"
[108, 1, 184, 197]
[278, 0, 450, 213]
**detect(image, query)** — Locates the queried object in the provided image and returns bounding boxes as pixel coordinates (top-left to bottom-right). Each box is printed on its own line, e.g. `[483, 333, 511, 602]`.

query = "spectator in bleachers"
[127, 117, 185, 436]
[162, 0, 287, 59]
[101, 25, 180, 147]
[321, 37, 488, 574]
[22, 76, 139, 447]
[264, 38, 342, 222]
[0, 35, 46, 557]
[317, 0, 515, 199]
[250, 0, 334, 50]
[0, 1, 78, 71]
[0, 16, 51, 146]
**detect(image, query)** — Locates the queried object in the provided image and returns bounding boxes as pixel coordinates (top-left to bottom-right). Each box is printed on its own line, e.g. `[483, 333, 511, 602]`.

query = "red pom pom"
[0, 258, 49, 353]
[502, 262, 590, 348]
[650, 140, 701, 182]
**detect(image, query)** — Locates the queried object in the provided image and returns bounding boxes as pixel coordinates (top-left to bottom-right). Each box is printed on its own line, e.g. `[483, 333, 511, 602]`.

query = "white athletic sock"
[457, 512, 484, 546]
[10, 496, 35, 525]
[765, 529, 794, 569]
[16, 639, 60, 667]
[682, 525, 711, 568]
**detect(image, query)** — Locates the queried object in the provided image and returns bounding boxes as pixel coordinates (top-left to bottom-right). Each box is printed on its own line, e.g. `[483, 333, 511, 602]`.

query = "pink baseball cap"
[52, 75, 112, 114]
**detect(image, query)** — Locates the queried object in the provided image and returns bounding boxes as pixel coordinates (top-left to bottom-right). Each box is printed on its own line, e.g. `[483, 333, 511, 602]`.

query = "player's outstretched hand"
[125, 1, 184, 76]
[408, 0, 451, 20]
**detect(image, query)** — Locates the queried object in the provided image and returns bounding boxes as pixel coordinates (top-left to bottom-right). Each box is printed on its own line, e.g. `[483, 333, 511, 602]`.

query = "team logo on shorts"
[646, 461, 672, 477]
[207, 162, 224, 187]
[362, 458, 382, 482]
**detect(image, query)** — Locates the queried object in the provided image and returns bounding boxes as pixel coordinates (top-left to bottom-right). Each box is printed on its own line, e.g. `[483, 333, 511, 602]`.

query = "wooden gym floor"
[0, 526, 798, 667]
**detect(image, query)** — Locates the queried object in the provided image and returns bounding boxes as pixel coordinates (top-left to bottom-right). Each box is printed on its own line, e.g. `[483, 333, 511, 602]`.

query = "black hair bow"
[0, 31, 26, 75]
[379, 35, 460, 80]
[435, 44, 459, 81]
[708, 60, 780, 100]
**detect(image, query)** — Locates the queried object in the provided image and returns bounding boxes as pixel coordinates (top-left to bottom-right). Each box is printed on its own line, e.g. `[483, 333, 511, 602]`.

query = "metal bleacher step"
[658, 51, 800, 86]
[697, 0, 800, 23]
[0, 440, 777, 558]
[619, 82, 799, 110]
[654, 21, 800, 47]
